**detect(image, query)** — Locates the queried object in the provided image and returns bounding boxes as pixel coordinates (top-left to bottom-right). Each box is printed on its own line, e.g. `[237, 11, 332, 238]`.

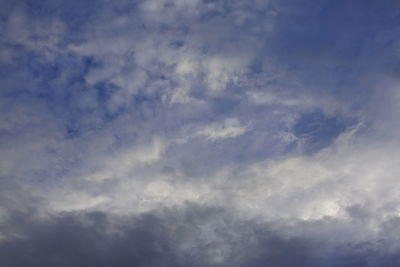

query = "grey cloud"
[1, 205, 400, 267]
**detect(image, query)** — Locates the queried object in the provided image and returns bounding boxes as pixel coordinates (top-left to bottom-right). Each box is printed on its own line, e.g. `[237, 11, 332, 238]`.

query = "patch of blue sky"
[293, 110, 354, 154]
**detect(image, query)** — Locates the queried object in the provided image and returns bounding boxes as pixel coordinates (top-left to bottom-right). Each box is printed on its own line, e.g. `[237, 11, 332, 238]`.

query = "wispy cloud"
[1, 0, 400, 266]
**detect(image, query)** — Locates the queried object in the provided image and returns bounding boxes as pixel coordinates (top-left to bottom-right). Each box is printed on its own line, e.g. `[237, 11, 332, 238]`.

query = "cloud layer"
[1, 0, 400, 266]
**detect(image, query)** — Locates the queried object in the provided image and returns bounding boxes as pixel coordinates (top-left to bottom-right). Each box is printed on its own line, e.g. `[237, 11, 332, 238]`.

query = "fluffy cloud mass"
[1, 0, 400, 266]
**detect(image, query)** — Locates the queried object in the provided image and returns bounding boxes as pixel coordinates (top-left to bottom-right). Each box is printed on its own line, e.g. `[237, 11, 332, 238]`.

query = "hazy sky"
[1, 0, 400, 266]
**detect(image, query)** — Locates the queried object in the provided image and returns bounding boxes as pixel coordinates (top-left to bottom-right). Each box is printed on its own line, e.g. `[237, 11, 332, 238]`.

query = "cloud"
[1, 0, 400, 266]
[195, 118, 247, 141]
[1, 205, 400, 267]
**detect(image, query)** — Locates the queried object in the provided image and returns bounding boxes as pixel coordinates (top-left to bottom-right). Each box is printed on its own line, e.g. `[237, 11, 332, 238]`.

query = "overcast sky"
[1, 0, 400, 266]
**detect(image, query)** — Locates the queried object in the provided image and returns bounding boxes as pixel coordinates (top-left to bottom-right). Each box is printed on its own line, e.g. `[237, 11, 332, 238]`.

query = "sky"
[1, 0, 400, 266]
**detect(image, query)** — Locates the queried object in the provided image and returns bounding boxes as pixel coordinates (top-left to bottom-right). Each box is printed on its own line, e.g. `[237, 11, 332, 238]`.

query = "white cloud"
[84, 138, 165, 182]
[195, 118, 247, 141]
[204, 55, 250, 92]
[3, 7, 66, 59]
[39, 134, 400, 238]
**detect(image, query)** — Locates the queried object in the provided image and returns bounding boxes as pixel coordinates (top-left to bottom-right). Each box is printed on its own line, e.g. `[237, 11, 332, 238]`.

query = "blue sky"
[1, 0, 400, 266]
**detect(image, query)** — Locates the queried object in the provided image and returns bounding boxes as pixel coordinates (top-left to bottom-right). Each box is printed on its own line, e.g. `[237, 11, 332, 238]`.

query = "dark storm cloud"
[1, 205, 400, 267]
